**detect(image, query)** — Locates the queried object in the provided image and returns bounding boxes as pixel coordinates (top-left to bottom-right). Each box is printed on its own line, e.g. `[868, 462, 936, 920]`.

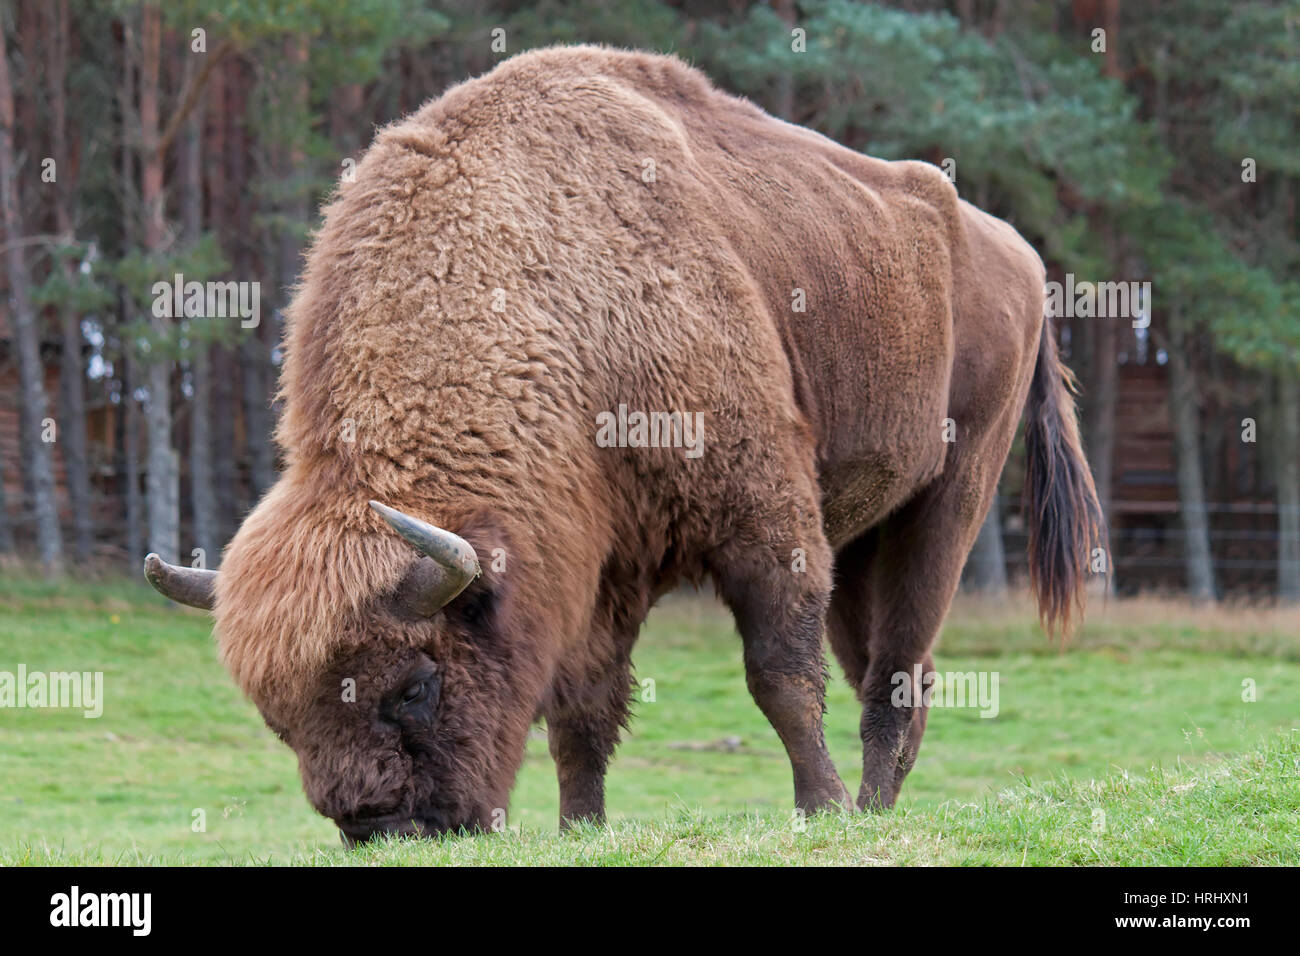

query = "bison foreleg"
[546, 669, 631, 830]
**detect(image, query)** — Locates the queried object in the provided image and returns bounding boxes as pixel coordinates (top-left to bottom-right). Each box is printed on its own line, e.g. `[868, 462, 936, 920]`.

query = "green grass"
[1, 575, 1297, 865]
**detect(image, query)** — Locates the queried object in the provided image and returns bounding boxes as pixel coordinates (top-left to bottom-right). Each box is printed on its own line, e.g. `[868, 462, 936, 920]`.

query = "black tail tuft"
[1023, 319, 1106, 638]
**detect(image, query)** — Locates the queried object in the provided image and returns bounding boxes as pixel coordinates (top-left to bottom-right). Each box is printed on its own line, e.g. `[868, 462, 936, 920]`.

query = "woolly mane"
[214, 481, 409, 703]
[213, 46, 694, 702]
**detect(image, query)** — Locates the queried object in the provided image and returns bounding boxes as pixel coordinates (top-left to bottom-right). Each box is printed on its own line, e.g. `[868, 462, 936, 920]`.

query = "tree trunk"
[240, 337, 273, 495]
[330, 83, 364, 155]
[122, 346, 143, 565]
[189, 343, 215, 561]
[118, 20, 141, 566]
[0, 24, 63, 570]
[0, 453, 15, 553]
[1082, 223, 1121, 593]
[962, 495, 1008, 593]
[1100, 0, 1121, 80]
[230, 60, 274, 498]
[14, 0, 43, 508]
[1167, 318, 1216, 601]
[180, 53, 216, 566]
[46, 0, 93, 562]
[277, 36, 309, 290]
[138, 5, 179, 563]
[212, 345, 239, 539]
[261, 36, 310, 491]
[145, 357, 179, 563]
[773, 0, 796, 120]
[1277, 375, 1300, 603]
[57, 305, 92, 561]
[206, 63, 238, 549]
[1086, 313, 1117, 582]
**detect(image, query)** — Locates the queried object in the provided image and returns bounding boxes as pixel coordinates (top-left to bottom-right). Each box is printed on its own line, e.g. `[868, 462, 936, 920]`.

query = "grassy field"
[1, 574, 1297, 865]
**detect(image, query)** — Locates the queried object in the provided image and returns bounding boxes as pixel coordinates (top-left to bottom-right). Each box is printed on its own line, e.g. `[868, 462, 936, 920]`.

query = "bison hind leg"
[832, 456, 1002, 811]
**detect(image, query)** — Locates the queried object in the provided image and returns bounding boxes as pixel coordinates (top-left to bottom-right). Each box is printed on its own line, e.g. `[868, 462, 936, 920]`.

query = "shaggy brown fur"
[209, 45, 1103, 838]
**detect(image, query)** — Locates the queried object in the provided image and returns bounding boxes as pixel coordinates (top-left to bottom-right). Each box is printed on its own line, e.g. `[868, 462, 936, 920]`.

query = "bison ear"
[143, 553, 218, 610]
[369, 501, 481, 617]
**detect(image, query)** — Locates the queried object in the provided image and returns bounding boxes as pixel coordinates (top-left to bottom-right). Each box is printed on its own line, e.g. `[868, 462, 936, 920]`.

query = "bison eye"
[383, 664, 440, 726]
[400, 680, 428, 706]
[454, 586, 494, 628]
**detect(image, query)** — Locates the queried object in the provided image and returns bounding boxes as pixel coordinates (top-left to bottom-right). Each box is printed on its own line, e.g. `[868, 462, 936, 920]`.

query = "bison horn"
[369, 501, 481, 616]
[143, 553, 218, 610]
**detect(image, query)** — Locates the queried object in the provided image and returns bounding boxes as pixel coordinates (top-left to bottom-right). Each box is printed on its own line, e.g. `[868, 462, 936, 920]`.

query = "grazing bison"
[145, 45, 1103, 843]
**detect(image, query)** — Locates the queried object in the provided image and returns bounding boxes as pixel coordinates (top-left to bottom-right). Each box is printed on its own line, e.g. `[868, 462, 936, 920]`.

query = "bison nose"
[337, 813, 429, 848]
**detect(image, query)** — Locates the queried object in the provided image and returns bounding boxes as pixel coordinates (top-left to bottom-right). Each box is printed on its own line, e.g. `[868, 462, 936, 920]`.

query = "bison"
[144, 45, 1103, 844]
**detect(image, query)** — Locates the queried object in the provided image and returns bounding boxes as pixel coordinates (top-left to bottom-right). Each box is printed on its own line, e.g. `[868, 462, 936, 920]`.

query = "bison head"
[143, 500, 530, 846]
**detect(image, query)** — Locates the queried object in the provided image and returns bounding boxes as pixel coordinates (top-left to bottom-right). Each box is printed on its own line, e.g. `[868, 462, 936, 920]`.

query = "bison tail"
[1023, 317, 1105, 638]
